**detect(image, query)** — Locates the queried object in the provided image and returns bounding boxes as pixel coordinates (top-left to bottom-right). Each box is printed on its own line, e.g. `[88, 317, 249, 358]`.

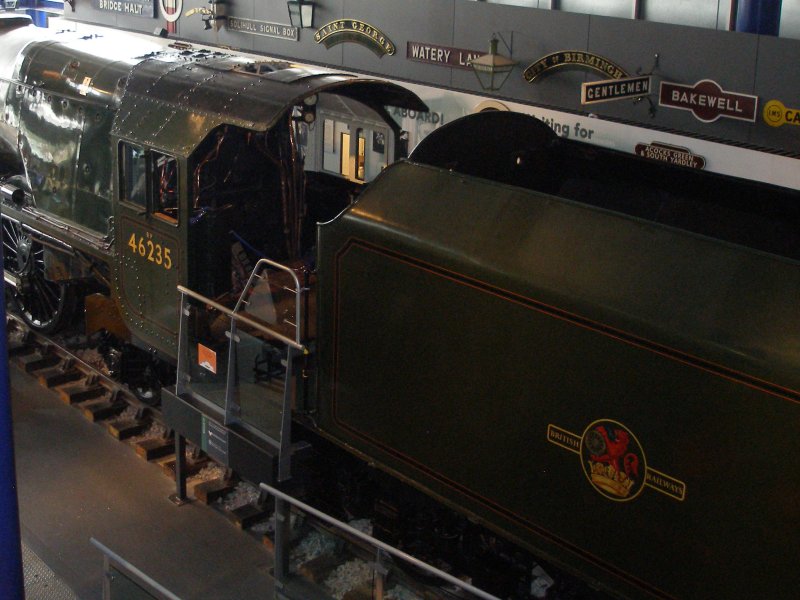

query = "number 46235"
[127, 232, 172, 270]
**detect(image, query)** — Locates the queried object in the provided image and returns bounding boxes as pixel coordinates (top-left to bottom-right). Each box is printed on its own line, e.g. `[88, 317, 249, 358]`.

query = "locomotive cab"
[1, 23, 425, 409]
[106, 51, 425, 364]
[113, 52, 426, 478]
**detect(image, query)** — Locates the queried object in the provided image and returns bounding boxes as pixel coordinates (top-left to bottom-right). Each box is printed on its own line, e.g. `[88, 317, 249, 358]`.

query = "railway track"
[5, 313, 265, 516]
[5, 314, 519, 600]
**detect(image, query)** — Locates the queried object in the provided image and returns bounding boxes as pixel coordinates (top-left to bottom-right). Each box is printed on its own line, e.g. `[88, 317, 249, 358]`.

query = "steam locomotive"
[2, 15, 798, 600]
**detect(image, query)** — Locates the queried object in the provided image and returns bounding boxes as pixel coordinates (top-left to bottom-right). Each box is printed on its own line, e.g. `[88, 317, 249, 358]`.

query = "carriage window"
[356, 128, 366, 181]
[119, 143, 179, 224]
[322, 118, 388, 183]
[340, 132, 352, 178]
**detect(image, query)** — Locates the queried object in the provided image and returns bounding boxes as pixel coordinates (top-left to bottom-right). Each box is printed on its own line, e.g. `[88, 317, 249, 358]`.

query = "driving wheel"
[2, 218, 74, 333]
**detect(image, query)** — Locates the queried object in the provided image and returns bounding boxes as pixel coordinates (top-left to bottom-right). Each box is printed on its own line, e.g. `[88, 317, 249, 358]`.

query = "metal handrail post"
[177, 285, 305, 352]
[277, 349, 294, 482]
[175, 294, 190, 397]
[224, 318, 240, 426]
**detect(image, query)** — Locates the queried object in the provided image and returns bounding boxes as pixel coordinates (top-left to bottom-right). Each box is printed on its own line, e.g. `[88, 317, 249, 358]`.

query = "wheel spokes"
[2, 217, 71, 331]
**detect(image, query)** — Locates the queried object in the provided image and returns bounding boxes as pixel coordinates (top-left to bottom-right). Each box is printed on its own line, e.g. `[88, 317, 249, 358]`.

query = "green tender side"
[316, 160, 800, 600]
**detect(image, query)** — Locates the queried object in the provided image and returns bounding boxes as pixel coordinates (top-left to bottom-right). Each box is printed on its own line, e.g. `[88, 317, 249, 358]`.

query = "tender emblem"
[581, 421, 645, 501]
[548, 420, 686, 502]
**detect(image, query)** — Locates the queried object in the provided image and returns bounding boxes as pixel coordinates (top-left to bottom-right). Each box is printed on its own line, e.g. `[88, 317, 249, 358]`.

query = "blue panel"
[0, 283, 24, 598]
[736, 0, 782, 35]
[25, 9, 49, 27]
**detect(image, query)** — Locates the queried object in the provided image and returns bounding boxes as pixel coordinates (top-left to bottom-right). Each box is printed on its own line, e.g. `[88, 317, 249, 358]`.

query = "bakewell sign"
[659, 80, 758, 123]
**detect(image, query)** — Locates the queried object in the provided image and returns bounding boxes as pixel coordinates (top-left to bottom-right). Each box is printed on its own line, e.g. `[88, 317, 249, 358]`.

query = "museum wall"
[67, 0, 800, 156]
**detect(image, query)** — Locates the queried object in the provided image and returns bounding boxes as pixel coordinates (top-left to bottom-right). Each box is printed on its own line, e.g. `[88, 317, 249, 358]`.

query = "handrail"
[233, 257, 305, 346]
[260, 483, 503, 600]
[177, 285, 307, 353]
[90, 538, 183, 600]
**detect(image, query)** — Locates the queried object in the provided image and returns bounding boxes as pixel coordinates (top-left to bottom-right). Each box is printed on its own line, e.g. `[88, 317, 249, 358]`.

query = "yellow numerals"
[127, 231, 173, 270]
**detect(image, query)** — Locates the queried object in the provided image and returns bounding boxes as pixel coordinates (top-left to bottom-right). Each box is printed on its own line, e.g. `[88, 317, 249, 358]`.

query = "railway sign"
[581, 75, 651, 104]
[406, 42, 484, 71]
[227, 17, 299, 41]
[763, 99, 800, 127]
[93, 0, 156, 17]
[524, 51, 628, 83]
[659, 79, 758, 123]
[314, 20, 395, 57]
[635, 141, 706, 169]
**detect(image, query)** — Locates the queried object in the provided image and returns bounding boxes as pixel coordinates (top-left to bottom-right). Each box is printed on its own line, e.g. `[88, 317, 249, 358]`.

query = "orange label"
[198, 343, 217, 374]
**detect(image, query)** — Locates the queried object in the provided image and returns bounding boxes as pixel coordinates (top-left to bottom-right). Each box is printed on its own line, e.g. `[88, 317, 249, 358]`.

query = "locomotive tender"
[2, 15, 799, 600]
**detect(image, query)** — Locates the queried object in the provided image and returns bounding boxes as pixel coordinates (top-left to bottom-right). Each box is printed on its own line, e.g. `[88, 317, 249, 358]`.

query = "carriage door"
[116, 142, 182, 356]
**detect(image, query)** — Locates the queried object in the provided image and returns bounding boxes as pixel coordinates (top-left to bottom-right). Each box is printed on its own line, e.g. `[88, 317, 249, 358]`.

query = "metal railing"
[261, 483, 503, 600]
[90, 538, 182, 600]
[231, 258, 307, 349]
[175, 257, 307, 480]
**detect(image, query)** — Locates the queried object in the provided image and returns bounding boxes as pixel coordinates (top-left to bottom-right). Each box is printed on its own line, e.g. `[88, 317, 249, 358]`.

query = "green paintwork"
[4, 32, 158, 240]
[316, 157, 800, 599]
[1, 23, 424, 358]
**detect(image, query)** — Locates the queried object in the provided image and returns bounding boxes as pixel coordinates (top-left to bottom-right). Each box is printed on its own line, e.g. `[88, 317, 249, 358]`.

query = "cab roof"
[111, 48, 427, 157]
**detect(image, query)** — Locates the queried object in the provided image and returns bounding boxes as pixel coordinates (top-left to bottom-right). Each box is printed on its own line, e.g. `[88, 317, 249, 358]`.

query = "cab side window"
[153, 152, 178, 222]
[119, 142, 179, 224]
[121, 143, 147, 208]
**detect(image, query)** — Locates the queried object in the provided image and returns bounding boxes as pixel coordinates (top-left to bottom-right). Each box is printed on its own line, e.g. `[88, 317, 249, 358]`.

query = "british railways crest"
[548, 419, 686, 502]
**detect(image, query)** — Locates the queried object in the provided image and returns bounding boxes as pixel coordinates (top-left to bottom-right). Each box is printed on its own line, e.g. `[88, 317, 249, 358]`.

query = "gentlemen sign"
[227, 17, 298, 41]
[582, 76, 651, 104]
[93, 0, 155, 17]
[315, 20, 395, 57]
[659, 80, 758, 123]
[406, 42, 484, 71]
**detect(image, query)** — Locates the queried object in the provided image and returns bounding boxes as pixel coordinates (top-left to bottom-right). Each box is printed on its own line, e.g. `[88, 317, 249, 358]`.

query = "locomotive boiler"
[3, 15, 800, 600]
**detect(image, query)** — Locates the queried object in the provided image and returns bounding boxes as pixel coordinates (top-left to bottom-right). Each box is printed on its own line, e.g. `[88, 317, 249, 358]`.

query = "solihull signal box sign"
[582, 75, 651, 104]
[227, 17, 299, 41]
[659, 79, 758, 123]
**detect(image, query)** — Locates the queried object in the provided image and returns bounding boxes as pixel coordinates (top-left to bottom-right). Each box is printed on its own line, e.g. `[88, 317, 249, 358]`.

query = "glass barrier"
[175, 258, 308, 479]
[179, 297, 231, 411]
[231, 328, 286, 442]
[262, 484, 503, 600]
[91, 538, 181, 600]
